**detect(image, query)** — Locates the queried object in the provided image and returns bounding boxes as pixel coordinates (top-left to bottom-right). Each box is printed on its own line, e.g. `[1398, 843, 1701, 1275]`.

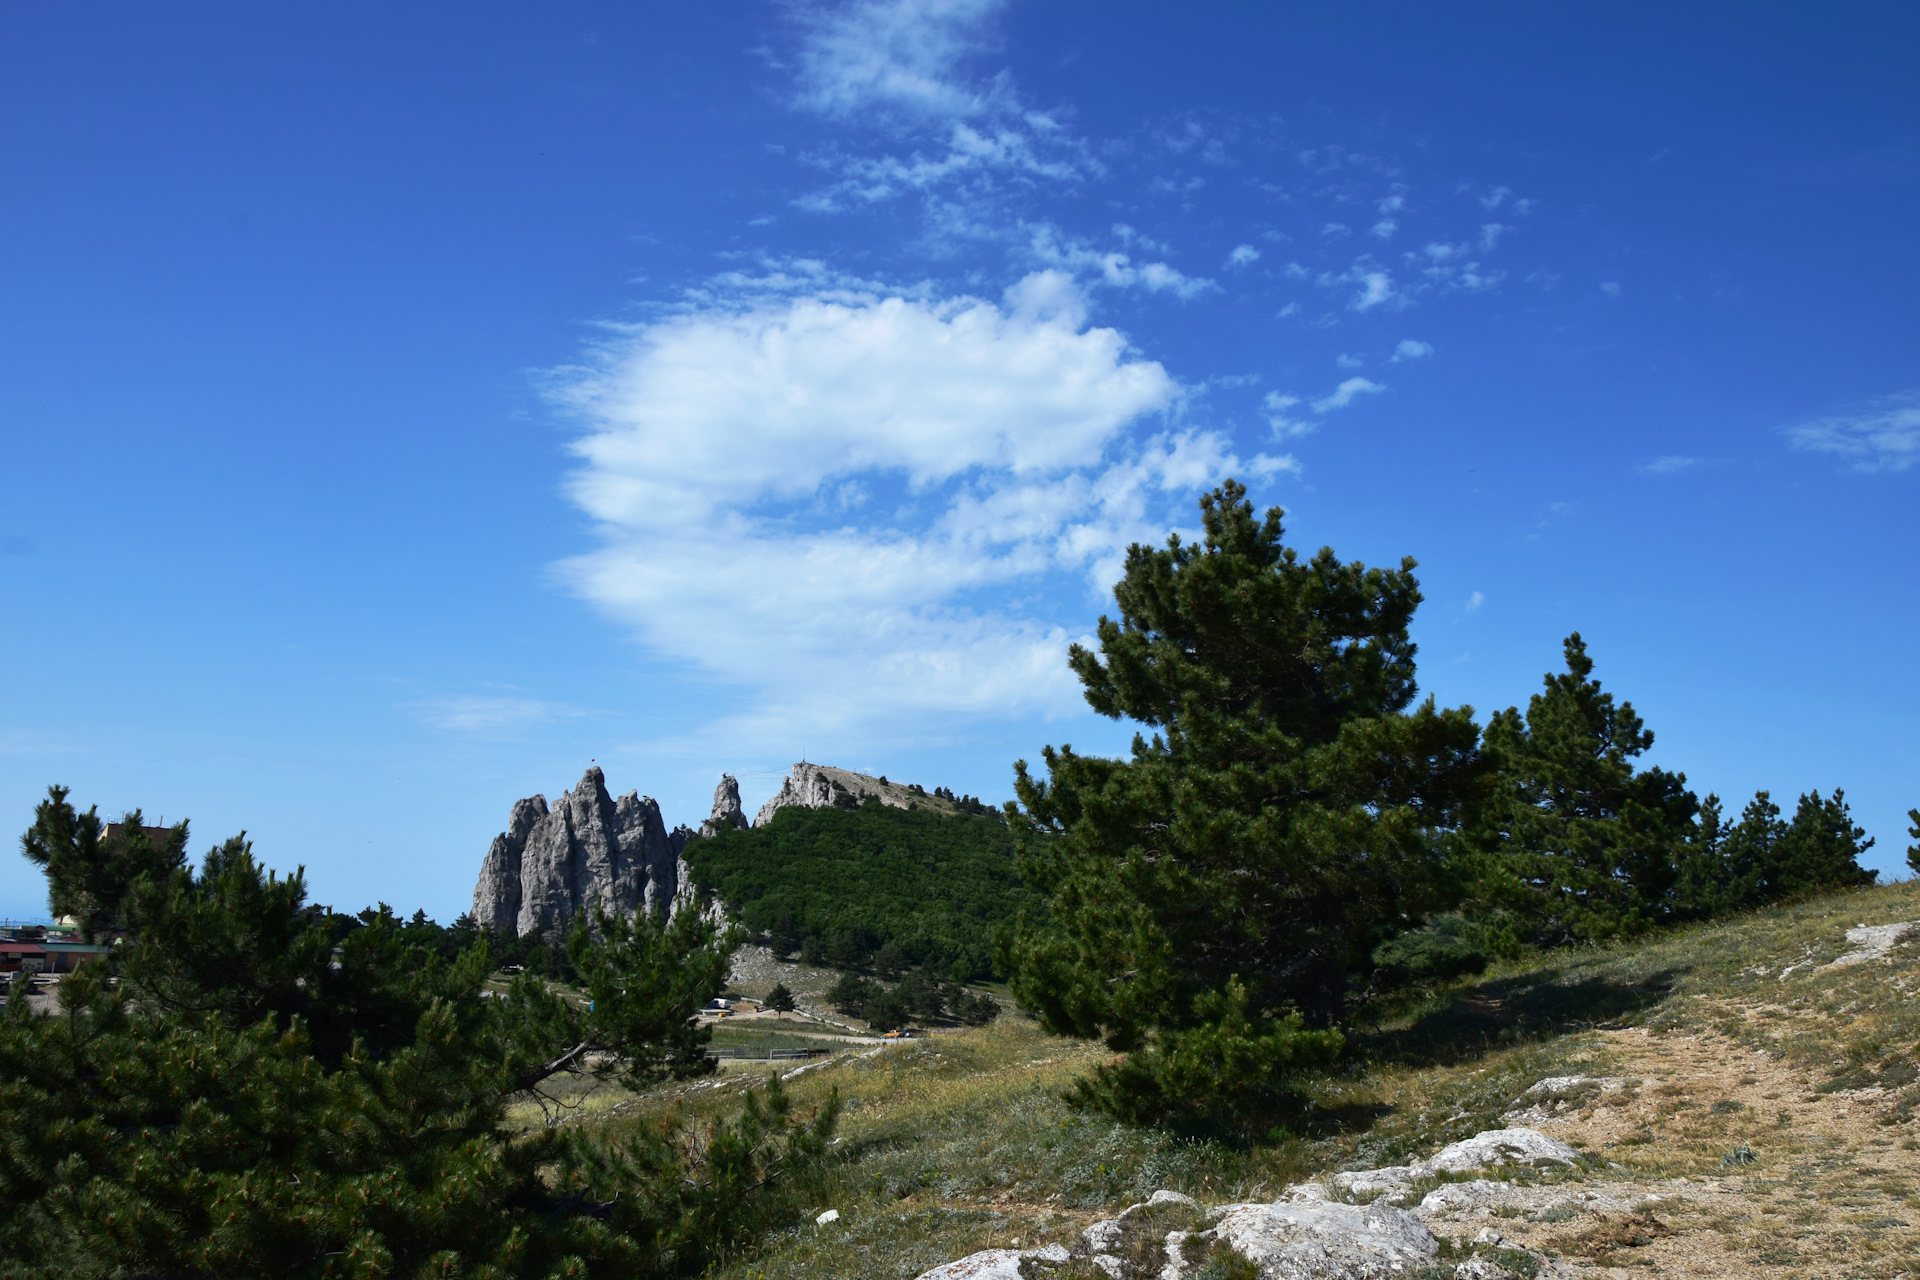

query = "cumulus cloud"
[1311, 376, 1387, 413]
[1786, 392, 1920, 473]
[1391, 339, 1434, 361]
[1226, 243, 1261, 268]
[555, 272, 1285, 740]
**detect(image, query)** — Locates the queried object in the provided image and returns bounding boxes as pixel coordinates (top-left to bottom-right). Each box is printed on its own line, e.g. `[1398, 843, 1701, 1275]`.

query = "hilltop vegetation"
[683, 801, 1035, 980]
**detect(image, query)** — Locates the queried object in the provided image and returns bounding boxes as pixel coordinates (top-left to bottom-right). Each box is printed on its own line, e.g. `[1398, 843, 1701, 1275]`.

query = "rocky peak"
[699, 774, 748, 838]
[471, 766, 689, 939]
[751, 762, 942, 827]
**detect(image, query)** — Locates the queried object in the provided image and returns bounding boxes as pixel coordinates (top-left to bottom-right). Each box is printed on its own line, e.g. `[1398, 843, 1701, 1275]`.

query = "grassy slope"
[583, 880, 1920, 1279]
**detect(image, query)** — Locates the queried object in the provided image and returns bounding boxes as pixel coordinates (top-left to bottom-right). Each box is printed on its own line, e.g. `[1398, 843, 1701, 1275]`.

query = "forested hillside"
[682, 800, 1032, 980]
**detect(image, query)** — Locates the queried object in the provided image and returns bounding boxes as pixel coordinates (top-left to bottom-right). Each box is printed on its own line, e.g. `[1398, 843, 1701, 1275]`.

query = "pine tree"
[766, 982, 797, 1015]
[1000, 482, 1482, 1139]
[1, 787, 838, 1279]
[1468, 634, 1698, 944]
[1771, 789, 1876, 896]
[1907, 809, 1920, 879]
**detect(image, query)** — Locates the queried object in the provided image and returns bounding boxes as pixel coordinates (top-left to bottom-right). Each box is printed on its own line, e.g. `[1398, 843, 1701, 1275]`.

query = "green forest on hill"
[681, 802, 1034, 980]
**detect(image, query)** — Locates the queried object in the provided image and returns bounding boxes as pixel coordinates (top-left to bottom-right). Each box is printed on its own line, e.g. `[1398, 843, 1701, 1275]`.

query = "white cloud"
[1786, 392, 1920, 473]
[1311, 376, 1387, 413]
[793, 0, 1006, 122]
[1226, 243, 1261, 268]
[556, 273, 1285, 741]
[1349, 271, 1397, 311]
[1263, 392, 1315, 439]
[1642, 455, 1703, 475]
[1370, 219, 1398, 239]
[1466, 591, 1485, 611]
[1600, 281, 1621, 296]
[1478, 223, 1509, 251]
[408, 696, 588, 737]
[1029, 228, 1216, 299]
[1390, 339, 1433, 362]
[1336, 353, 1364, 369]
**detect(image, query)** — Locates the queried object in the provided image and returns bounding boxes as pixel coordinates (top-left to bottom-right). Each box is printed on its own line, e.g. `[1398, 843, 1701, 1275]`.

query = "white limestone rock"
[1198, 1199, 1438, 1279]
[1415, 1180, 1516, 1217]
[471, 766, 691, 939]
[698, 774, 748, 838]
[1423, 1128, 1581, 1176]
[913, 1244, 1069, 1280]
[753, 762, 919, 827]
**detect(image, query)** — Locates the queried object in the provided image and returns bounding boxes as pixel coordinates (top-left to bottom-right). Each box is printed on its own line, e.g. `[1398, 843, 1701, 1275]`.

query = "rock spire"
[698, 774, 748, 838]
[470, 766, 689, 939]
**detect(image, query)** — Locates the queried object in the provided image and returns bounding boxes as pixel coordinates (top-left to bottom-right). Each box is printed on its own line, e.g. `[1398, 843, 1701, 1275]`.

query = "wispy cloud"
[1311, 376, 1387, 413]
[1225, 243, 1260, 268]
[791, 0, 1007, 123]
[1390, 339, 1433, 362]
[408, 696, 588, 737]
[1642, 455, 1703, 475]
[1263, 392, 1314, 438]
[1786, 392, 1920, 473]
[1029, 227, 1216, 299]
[1466, 591, 1485, 611]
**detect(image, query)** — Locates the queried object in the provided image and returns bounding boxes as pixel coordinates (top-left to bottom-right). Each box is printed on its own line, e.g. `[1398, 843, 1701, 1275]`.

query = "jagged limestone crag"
[471, 766, 691, 939]
[699, 774, 748, 838]
[752, 762, 956, 827]
[473, 761, 964, 939]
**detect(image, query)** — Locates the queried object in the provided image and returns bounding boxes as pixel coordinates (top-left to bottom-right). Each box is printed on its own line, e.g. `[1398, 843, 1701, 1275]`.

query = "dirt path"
[1421, 1024, 1920, 1278]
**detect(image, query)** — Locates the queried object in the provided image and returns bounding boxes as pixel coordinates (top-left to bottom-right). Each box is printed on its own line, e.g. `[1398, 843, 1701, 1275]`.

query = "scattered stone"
[1424, 1128, 1582, 1176]
[1196, 1199, 1438, 1278]
[913, 1244, 1068, 1280]
[1328, 1126, 1582, 1204]
[815, 1208, 840, 1226]
[1823, 921, 1917, 969]
[1501, 1075, 1638, 1125]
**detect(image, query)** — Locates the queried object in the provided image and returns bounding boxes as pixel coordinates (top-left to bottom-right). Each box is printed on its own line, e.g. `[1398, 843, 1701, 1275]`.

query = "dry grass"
[553, 880, 1920, 1278]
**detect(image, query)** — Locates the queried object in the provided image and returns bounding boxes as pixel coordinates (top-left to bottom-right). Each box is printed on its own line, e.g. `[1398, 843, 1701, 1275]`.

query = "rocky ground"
[599, 882, 1920, 1280]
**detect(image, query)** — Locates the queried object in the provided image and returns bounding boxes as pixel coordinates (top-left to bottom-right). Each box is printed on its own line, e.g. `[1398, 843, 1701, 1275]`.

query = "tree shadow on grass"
[1356, 965, 1682, 1069]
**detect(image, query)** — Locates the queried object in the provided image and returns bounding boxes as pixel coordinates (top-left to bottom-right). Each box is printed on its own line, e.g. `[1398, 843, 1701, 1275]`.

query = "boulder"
[1194, 1199, 1438, 1278]
[913, 1244, 1069, 1280]
[1424, 1128, 1581, 1176]
[1328, 1126, 1582, 1203]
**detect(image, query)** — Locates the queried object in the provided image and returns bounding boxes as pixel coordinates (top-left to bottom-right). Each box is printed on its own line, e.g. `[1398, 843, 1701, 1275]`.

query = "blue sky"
[2, 1, 1916, 921]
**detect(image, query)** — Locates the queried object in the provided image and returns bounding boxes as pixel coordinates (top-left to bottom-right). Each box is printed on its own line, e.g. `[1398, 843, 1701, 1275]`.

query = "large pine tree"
[1000, 482, 1482, 1137]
